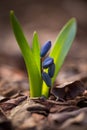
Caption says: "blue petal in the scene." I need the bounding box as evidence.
[42,72,52,87]
[40,41,51,57]
[48,63,55,78]
[42,57,53,68]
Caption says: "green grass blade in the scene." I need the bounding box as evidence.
[10,10,42,97]
[50,18,77,83]
[32,31,41,74]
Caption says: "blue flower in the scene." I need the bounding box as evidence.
[40,41,51,57]
[48,63,55,78]
[42,72,52,87]
[42,57,54,68]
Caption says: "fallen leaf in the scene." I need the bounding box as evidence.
[53,80,85,100]
[0,95,27,111]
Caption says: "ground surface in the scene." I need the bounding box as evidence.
[0,0,87,130]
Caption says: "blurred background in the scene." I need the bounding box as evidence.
[0,0,87,71]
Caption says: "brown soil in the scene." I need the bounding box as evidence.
[0,63,87,130]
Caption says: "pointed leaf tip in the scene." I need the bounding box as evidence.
[33,31,37,36]
[10,10,14,15]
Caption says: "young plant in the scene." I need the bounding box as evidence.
[10,11,77,98]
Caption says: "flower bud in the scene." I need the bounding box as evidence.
[42,57,53,68]
[48,63,55,78]
[40,41,51,57]
[42,72,52,87]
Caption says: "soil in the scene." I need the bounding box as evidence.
[0,0,87,130]
[0,62,87,130]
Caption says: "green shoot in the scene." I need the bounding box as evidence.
[10,11,42,97]
[10,10,77,98]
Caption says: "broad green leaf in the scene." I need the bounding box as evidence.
[10,11,42,97]
[42,18,77,98]
[50,18,77,83]
[32,31,41,74]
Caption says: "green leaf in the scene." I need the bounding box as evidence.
[50,18,77,84]
[42,18,77,98]
[10,10,42,97]
[32,31,41,74]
